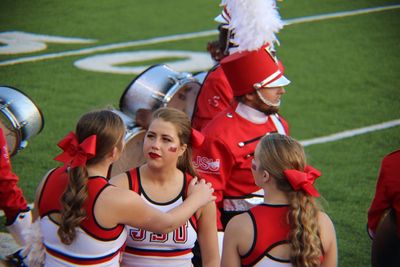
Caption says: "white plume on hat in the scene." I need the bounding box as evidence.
[226,0,283,52]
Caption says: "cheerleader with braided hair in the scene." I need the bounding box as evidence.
[221,134,337,267]
[33,109,215,266]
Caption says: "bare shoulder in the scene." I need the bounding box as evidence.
[225,212,254,256]
[109,172,129,188]
[99,183,136,207]
[225,212,253,241]
[226,212,252,232]
[318,211,337,249]
[318,212,335,230]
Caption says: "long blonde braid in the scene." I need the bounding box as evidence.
[257,134,322,266]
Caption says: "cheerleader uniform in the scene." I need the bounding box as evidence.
[121,168,197,267]
[38,167,127,266]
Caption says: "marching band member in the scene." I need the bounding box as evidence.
[193,0,290,229]
[193,43,291,229]
[191,3,235,131]
[0,127,32,246]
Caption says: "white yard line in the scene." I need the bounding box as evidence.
[301,119,400,147]
[0,30,216,67]
[284,4,400,25]
[1,5,399,67]
[0,118,399,218]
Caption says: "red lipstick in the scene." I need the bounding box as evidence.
[149,152,161,159]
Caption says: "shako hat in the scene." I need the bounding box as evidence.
[219,0,290,96]
[221,44,290,96]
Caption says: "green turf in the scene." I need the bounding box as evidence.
[307,126,400,266]
[1,0,399,266]
[279,9,400,138]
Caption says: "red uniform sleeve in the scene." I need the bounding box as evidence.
[368,164,390,236]
[0,128,28,222]
[368,150,400,237]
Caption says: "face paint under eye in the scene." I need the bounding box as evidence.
[168,146,178,152]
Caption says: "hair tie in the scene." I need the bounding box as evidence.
[54,132,97,168]
[283,165,321,197]
[191,128,205,148]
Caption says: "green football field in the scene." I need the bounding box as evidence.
[1,0,399,265]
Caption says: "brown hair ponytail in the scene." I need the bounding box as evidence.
[56,109,125,245]
[58,166,89,245]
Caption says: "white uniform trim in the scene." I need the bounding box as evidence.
[270,114,286,135]
[252,257,292,267]
[235,102,268,124]
[41,218,127,267]
[257,69,282,88]
[122,190,197,267]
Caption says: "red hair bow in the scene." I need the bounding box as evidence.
[284,165,321,197]
[54,132,97,168]
[191,128,205,148]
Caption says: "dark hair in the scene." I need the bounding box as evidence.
[218,24,232,57]
[150,107,198,177]
[257,134,323,267]
[58,109,125,245]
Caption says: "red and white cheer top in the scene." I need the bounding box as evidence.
[241,204,291,267]
[38,167,127,267]
[121,168,198,267]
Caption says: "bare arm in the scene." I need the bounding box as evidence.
[196,201,220,267]
[97,178,216,233]
[319,212,338,267]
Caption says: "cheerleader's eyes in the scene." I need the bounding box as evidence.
[146,133,155,139]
